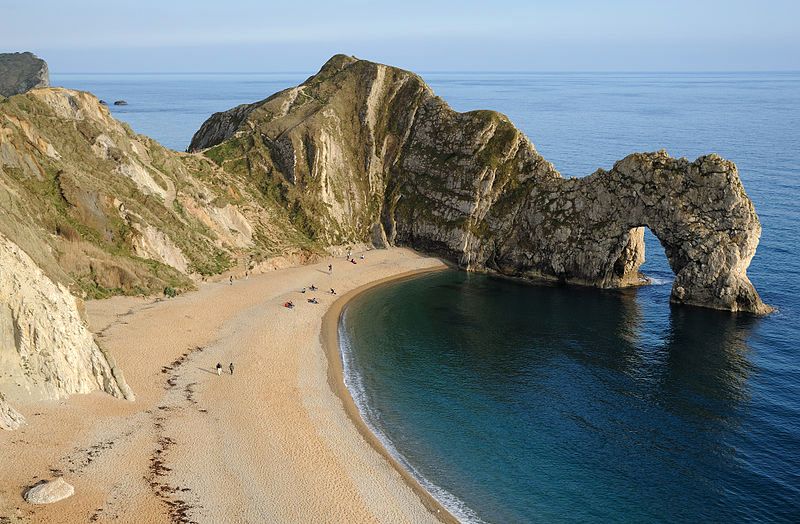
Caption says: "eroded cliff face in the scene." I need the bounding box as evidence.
[190,55,770,314]
[0,87,320,299]
[0,52,49,98]
[0,233,134,428]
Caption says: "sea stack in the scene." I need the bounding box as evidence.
[0,52,49,97]
[189,55,771,314]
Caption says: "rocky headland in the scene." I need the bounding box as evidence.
[0,52,49,97]
[190,54,770,314]
[0,53,771,431]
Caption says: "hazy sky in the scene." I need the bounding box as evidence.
[2,0,798,72]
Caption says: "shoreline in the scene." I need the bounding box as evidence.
[0,247,454,523]
[321,266,460,524]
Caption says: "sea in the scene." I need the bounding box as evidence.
[52,70,800,523]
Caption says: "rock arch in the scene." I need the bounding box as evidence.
[189,56,770,314]
[486,151,771,314]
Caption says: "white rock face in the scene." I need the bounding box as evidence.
[0,233,134,427]
[0,392,25,430]
[133,225,190,273]
[24,478,74,504]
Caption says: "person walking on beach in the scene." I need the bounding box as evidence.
[229,362,234,376]
[229,276,233,286]
[216,363,222,376]
[328,263,332,274]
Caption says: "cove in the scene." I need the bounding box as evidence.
[340,264,796,523]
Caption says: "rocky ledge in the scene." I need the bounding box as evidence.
[190,54,770,314]
[0,52,49,97]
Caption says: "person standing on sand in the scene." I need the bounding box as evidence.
[328,263,332,274]
[229,362,234,376]
[229,276,233,285]
[216,363,222,376]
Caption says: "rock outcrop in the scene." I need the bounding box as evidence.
[0,86,321,299]
[24,478,75,504]
[0,52,49,97]
[0,392,25,430]
[0,75,330,425]
[190,54,770,314]
[0,233,134,417]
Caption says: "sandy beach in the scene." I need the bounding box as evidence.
[0,247,453,523]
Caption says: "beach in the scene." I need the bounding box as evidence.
[0,247,451,523]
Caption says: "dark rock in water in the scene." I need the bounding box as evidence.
[99,99,108,105]
[0,52,49,97]
[113,100,128,106]
[190,54,771,314]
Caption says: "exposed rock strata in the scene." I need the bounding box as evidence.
[0,86,321,299]
[0,234,134,416]
[190,54,770,314]
[0,52,49,97]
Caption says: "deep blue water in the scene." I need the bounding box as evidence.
[51,71,799,522]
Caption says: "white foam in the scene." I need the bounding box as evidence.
[339,308,489,524]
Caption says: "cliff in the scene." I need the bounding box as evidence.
[0,87,321,300]
[0,53,772,427]
[0,232,133,429]
[0,52,49,97]
[190,55,770,314]
[0,82,319,426]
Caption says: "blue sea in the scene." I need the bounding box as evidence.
[53,71,800,522]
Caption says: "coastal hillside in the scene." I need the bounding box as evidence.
[191,54,770,314]
[0,82,319,423]
[0,87,320,300]
[0,53,771,428]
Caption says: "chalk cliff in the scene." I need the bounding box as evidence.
[0,233,134,429]
[0,76,319,425]
[190,55,770,314]
[0,52,49,97]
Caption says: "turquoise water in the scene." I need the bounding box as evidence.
[51,71,800,522]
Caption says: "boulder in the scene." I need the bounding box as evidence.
[113,100,128,106]
[0,393,25,430]
[24,478,74,504]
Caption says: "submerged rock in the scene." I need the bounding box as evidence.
[190,54,770,314]
[113,100,128,106]
[0,52,49,97]
[24,478,74,504]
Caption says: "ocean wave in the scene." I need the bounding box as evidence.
[339,308,488,524]
[644,275,674,286]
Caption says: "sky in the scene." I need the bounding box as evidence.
[2,0,799,72]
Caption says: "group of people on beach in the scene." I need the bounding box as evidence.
[285,251,364,310]
[215,250,368,377]
[216,362,234,376]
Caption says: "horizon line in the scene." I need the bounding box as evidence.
[51,69,800,75]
